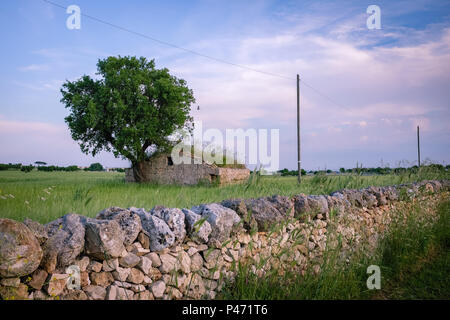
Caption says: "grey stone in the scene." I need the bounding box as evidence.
[119,252,140,268]
[28,269,48,290]
[136,210,175,252]
[159,253,179,274]
[221,199,257,231]
[190,252,204,272]
[307,195,329,215]
[145,252,161,268]
[127,268,144,284]
[191,203,241,246]
[112,266,131,282]
[243,198,284,231]
[266,195,294,217]
[84,218,125,260]
[0,218,43,277]
[102,258,119,272]
[96,207,142,246]
[151,206,186,245]
[83,285,106,300]
[151,280,166,299]
[23,219,48,245]
[137,256,152,275]
[182,209,212,244]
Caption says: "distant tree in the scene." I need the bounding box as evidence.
[34,161,47,166]
[60,55,195,182]
[339,167,345,173]
[88,163,104,171]
[21,165,34,173]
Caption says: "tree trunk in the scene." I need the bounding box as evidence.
[132,161,146,183]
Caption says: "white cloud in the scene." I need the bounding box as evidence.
[19,64,49,72]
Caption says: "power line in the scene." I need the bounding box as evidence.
[42,0,354,112]
[43,0,293,81]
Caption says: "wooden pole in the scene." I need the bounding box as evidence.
[297,74,301,184]
[417,126,421,167]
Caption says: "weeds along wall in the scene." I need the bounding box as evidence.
[0,179,448,300]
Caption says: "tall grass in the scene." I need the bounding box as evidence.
[0,166,448,224]
[218,197,450,300]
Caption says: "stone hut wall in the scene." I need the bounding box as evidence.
[125,154,250,185]
[0,179,448,300]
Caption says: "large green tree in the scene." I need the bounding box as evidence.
[60,56,195,182]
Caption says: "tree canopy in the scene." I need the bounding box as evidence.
[60,56,195,171]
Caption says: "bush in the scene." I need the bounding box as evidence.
[88,163,104,171]
[20,165,34,173]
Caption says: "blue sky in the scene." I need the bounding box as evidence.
[0,0,449,170]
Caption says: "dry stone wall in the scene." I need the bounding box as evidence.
[0,179,448,300]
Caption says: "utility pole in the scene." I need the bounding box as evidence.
[297,74,301,184]
[417,126,421,167]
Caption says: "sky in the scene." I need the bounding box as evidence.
[0,0,449,171]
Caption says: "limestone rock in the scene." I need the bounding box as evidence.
[61,290,88,300]
[41,214,85,273]
[293,194,310,218]
[90,272,114,287]
[243,198,284,231]
[0,283,29,300]
[190,252,204,272]
[119,252,140,268]
[0,218,43,277]
[136,210,175,252]
[83,285,106,300]
[137,256,152,275]
[186,274,205,299]
[151,280,166,299]
[88,260,103,273]
[96,207,142,246]
[191,203,241,246]
[75,256,90,272]
[178,250,191,274]
[307,195,329,215]
[151,206,186,245]
[127,268,144,284]
[221,198,257,231]
[84,218,125,260]
[159,253,179,274]
[80,271,90,288]
[28,268,48,290]
[102,258,119,272]
[182,209,212,244]
[137,232,150,249]
[1,277,20,287]
[112,266,131,282]
[23,218,48,245]
[145,252,161,268]
[266,195,294,217]
[46,273,68,297]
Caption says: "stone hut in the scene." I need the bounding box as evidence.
[125,153,250,185]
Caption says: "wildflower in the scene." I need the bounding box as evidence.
[40,197,46,201]
[44,189,51,195]
[9,194,15,198]
[25,200,29,205]
[0,196,6,200]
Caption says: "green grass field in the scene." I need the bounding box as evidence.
[0,166,448,224]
